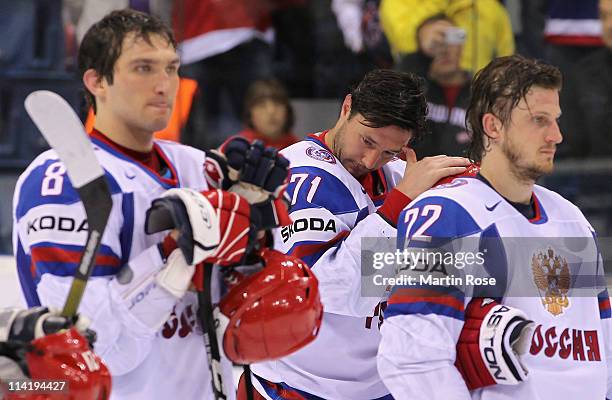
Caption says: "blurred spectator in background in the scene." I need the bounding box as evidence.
[332,0,394,68]
[271,0,314,97]
[173,0,277,149]
[332,0,367,55]
[519,0,604,75]
[0,0,65,72]
[559,0,612,159]
[63,0,171,44]
[379,0,515,73]
[308,0,375,99]
[397,15,470,159]
[542,0,603,75]
[237,79,299,150]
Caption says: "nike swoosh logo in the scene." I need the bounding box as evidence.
[485,201,501,212]
[125,172,136,180]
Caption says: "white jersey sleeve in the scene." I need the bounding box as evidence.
[380,179,610,400]
[12,153,178,376]
[11,142,213,382]
[378,193,477,400]
[274,161,396,318]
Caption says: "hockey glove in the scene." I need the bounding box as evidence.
[204,136,292,229]
[145,188,258,266]
[0,307,92,344]
[455,298,534,390]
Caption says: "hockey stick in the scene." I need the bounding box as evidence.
[24,90,113,318]
[198,264,229,400]
[198,267,256,400]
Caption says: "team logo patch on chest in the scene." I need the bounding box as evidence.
[532,248,571,316]
[305,146,336,164]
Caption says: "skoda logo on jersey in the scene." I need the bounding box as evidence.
[306,146,336,164]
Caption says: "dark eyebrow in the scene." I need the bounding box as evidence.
[363,134,403,154]
[129,57,180,65]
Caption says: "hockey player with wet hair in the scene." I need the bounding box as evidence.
[379,54,612,399]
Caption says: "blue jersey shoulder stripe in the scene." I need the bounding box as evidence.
[287,166,359,215]
[16,158,122,219]
[397,196,481,248]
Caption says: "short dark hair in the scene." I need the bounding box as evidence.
[243,79,295,133]
[349,69,428,143]
[78,9,177,112]
[466,55,562,161]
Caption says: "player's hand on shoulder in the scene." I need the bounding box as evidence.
[146,188,257,267]
[434,162,480,186]
[455,298,534,390]
[0,307,92,343]
[204,136,292,229]
[396,148,471,199]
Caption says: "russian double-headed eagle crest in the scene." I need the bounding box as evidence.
[531,248,571,316]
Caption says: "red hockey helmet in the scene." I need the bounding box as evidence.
[6,328,111,400]
[435,162,480,186]
[218,248,323,364]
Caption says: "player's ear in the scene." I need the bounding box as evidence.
[83,69,106,100]
[482,112,502,141]
[340,94,352,118]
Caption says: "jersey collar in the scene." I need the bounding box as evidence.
[90,129,179,189]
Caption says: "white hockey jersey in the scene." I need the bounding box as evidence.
[251,132,405,400]
[378,176,612,400]
[12,134,233,400]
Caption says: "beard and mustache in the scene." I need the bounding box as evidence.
[501,135,555,183]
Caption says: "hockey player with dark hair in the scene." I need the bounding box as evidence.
[12,9,321,400]
[239,69,472,399]
[379,54,612,399]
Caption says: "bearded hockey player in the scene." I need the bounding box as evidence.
[378,55,612,399]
